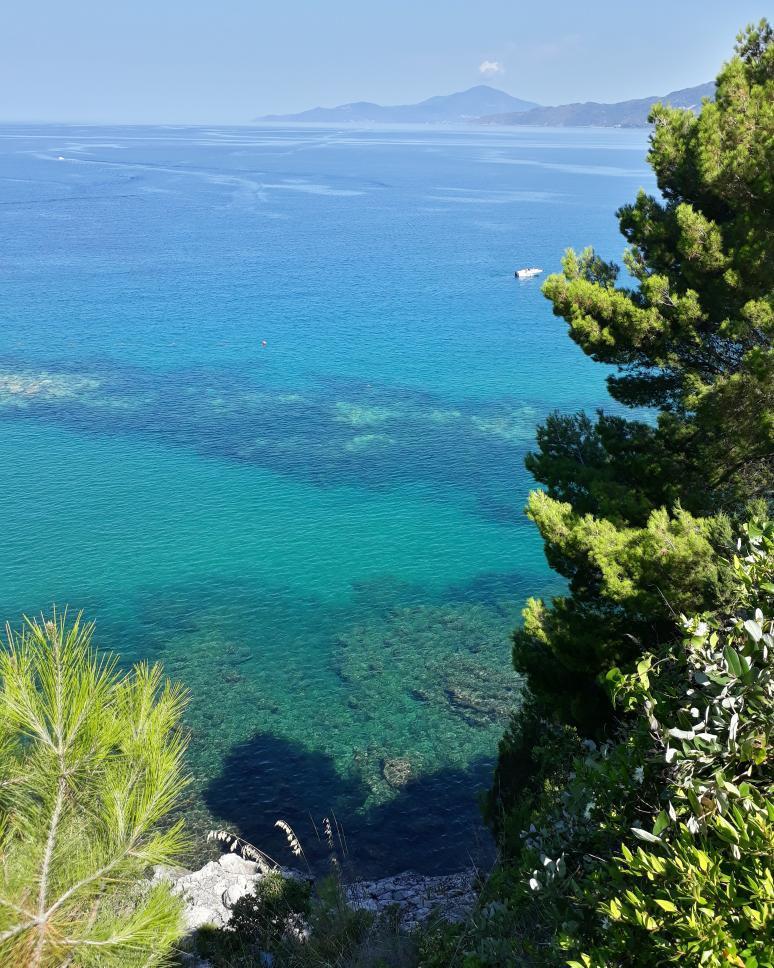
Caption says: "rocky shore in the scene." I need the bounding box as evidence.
[345,869,478,931]
[155,854,478,936]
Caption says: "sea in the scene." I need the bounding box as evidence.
[0,122,653,875]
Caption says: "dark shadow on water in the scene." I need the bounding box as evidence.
[203,731,497,878]
[356,756,497,876]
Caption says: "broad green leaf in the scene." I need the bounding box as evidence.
[724,644,744,677]
[654,898,678,913]
[714,814,740,844]
[743,619,762,642]
[652,811,670,837]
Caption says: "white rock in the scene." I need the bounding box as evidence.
[223,879,254,909]
[184,861,223,885]
[351,897,379,912]
[218,853,258,876]
[184,904,224,930]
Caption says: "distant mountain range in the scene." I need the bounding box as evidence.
[256,81,714,128]
[479,82,714,127]
[256,85,539,123]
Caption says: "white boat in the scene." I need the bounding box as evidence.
[515,267,543,279]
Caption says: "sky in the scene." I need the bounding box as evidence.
[1,1,768,123]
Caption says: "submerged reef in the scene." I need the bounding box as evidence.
[112,574,523,876]
[0,362,540,522]
[0,370,101,403]
[332,601,521,802]
[0,362,539,873]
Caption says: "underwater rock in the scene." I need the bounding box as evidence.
[442,684,514,726]
[331,600,523,806]
[382,757,413,788]
[443,686,495,726]
[222,671,245,684]
[0,370,101,405]
[441,660,519,727]
[410,687,431,703]
[333,401,395,428]
[344,432,395,453]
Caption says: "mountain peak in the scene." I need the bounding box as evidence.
[463,84,508,93]
[256,87,539,124]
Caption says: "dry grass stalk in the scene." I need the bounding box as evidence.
[207,829,276,873]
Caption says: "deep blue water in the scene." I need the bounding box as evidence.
[0,123,652,875]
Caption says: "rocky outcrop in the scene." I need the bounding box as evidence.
[155,855,477,935]
[346,869,477,931]
[381,756,413,788]
[154,853,277,931]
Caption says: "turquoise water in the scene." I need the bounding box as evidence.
[0,123,652,874]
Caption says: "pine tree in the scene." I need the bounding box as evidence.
[0,612,189,967]
[491,21,773,820]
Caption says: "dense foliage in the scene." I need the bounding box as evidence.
[457,18,774,968]
[498,17,774,748]
[0,613,189,967]
[488,20,774,830]
[422,519,773,966]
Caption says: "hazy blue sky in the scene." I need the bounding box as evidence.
[1,1,768,122]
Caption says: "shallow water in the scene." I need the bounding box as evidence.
[0,123,652,875]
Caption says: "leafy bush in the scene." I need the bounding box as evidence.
[299,873,379,966]
[592,519,774,965]
[426,519,774,966]
[0,612,189,967]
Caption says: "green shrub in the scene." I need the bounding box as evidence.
[477,20,774,966]
[429,519,774,966]
[302,872,375,964]
[229,871,312,950]
[590,518,774,966]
